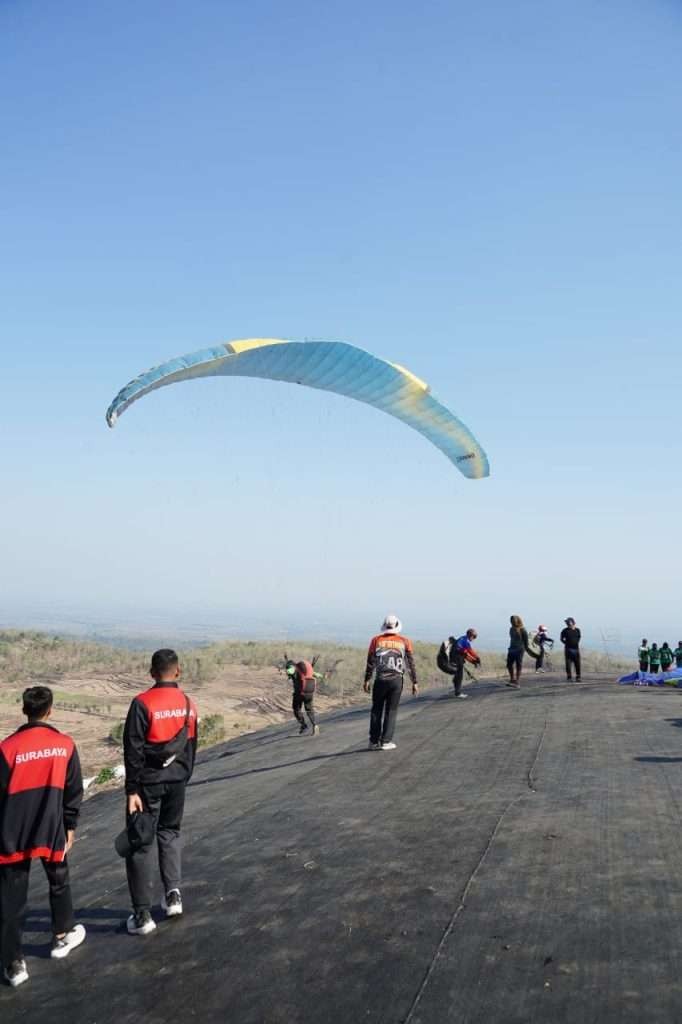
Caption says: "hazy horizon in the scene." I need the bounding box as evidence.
[0,599,663,657]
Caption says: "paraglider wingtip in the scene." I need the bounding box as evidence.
[106,410,117,429]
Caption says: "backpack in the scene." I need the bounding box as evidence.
[296,661,317,696]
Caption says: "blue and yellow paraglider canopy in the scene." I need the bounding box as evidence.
[106,339,490,479]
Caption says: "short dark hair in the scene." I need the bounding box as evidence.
[150,649,179,677]
[23,686,54,719]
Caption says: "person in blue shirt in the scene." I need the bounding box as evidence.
[437,629,481,699]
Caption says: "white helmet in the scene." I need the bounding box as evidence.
[381,614,402,634]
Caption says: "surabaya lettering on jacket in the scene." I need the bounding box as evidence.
[16,747,68,763]
[136,687,198,744]
[1,726,74,795]
[153,708,197,721]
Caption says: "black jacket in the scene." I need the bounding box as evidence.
[560,627,581,650]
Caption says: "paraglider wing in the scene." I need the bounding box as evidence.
[105,339,489,478]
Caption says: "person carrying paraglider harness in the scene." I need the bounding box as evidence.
[286,659,320,736]
[534,626,554,673]
[437,629,481,699]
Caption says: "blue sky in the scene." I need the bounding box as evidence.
[1,0,680,649]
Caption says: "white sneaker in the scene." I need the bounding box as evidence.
[127,910,157,935]
[51,924,86,959]
[455,693,469,699]
[161,890,183,918]
[4,959,29,988]
[381,741,397,750]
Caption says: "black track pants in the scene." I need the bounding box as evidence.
[0,858,73,968]
[370,677,403,745]
[439,656,464,695]
[126,781,186,913]
[565,649,581,679]
[292,693,316,728]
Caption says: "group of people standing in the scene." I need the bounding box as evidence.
[0,648,197,987]
[362,613,584,751]
[2,613,591,989]
[638,640,682,673]
[503,616,582,687]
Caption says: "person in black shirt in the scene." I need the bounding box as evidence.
[560,618,582,681]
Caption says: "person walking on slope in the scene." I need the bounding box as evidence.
[638,639,650,673]
[506,615,534,688]
[123,649,198,936]
[674,642,682,670]
[648,643,661,674]
[560,618,582,681]
[437,629,481,698]
[534,626,554,673]
[364,615,419,750]
[0,686,86,988]
[660,643,674,673]
[286,658,320,735]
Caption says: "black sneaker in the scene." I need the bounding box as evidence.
[126,910,157,936]
[299,722,308,734]
[4,959,29,988]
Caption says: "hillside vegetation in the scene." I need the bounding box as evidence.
[0,629,630,693]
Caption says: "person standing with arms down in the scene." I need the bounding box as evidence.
[560,618,582,681]
[123,650,198,936]
[648,643,661,674]
[506,615,533,688]
[638,639,650,673]
[0,686,86,988]
[364,615,419,750]
[437,629,481,698]
[660,643,674,673]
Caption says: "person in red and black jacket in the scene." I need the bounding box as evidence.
[0,686,85,988]
[286,658,321,736]
[363,614,419,751]
[123,649,198,936]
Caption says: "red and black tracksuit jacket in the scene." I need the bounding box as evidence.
[123,682,198,796]
[0,723,83,865]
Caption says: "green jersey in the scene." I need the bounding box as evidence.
[675,647,682,668]
[638,646,649,665]
[649,648,661,667]
[661,647,674,669]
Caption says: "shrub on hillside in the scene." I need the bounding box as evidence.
[198,714,225,748]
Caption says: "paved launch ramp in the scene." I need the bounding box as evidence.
[4,674,682,1022]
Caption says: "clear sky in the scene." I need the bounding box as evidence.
[1,0,680,649]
